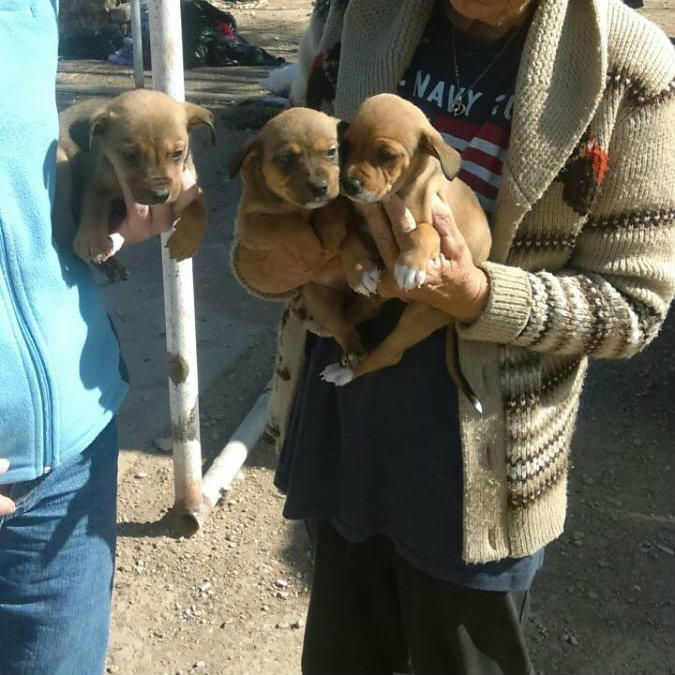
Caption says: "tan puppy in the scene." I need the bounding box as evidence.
[321,94,492,410]
[229,107,379,360]
[58,89,214,263]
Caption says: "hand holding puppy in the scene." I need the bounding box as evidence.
[358,194,490,325]
[110,169,202,249]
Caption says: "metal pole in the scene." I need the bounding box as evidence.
[148,0,205,531]
[130,0,144,89]
[202,381,272,507]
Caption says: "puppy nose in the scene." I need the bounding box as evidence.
[308,180,328,198]
[149,187,170,204]
[341,176,362,196]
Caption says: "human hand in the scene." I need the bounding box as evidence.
[357,194,489,324]
[0,459,16,516]
[107,169,202,253]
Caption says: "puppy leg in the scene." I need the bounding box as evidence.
[52,145,77,248]
[394,222,441,291]
[343,294,385,326]
[321,302,448,386]
[166,192,207,261]
[302,283,366,361]
[312,198,347,255]
[73,188,116,263]
[340,229,381,296]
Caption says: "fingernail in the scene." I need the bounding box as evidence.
[0,458,9,472]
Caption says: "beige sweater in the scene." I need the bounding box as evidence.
[264,0,675,563]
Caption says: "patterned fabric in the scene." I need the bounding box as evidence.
[556,132,610,215]
[260,0,675,563]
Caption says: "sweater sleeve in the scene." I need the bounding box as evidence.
[458,91,675,360]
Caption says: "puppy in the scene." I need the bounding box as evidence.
[57,89,214,264]
[229,107,381,361]
[321,93,492,411]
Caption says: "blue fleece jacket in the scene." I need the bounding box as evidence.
[0,0,128,484]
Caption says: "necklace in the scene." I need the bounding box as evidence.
[450,22,524,117]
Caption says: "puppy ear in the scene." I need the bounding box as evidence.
[420,127,462,180]
[337,119,350,143]
[227,136,259,179]
[184,102,216,145]
[87,107,114,150]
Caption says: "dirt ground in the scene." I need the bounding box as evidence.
[55,2,675,674]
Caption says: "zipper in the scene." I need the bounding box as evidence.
[0,223,53,474]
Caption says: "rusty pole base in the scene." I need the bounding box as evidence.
[168,496,209,538]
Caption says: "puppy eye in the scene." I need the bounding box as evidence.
[325,146,338,160]
[171,149,184,163]
[275,153,298,167]
[122,150,139,164]
[377,147,398,163]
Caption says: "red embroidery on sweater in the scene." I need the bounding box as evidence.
[583,134,609,184]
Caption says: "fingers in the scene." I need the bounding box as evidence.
[430,194,465,260]
[114,171,200,246]
[173,176,200,218]
[0,458,15,516]
[0,494,15,516]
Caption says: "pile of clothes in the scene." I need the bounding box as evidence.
[62,0,284,69]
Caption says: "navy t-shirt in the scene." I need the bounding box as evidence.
[275,4,543,591]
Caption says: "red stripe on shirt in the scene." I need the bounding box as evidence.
[462,146,504,175]
[458,169,500,200]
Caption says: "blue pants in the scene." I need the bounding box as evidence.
[0,421,119,675]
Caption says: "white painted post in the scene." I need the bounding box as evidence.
[147,0,205,529]
[130,0,144,89]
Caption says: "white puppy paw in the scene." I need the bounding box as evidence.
[320,362,354,387]
[394,263,427,291]
[353,268,381,296]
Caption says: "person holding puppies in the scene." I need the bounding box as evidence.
[234,0,675,672]
[238,0,675,675]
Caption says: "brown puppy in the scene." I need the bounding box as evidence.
[58,89,214,263]
[321,94,492,410]
[229,107,380,360]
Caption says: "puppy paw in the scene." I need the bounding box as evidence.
[166,230,199,262]
[394,262,427,291]
[394,250,442,291]
[354,267,381,296]
[73,229,114,263]
[320,362,354,387]
[346,261,381,296]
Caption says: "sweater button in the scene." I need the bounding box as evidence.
[488,526,497,550]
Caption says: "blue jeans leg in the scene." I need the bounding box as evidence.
[0,420,119,675]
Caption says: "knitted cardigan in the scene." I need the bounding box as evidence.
[263,0,675,563]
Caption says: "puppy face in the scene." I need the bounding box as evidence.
[229,108,341,210]
[91,90,214,205]
[340,93,461,203]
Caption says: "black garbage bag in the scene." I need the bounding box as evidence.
[181,0,223,68]
[180,0,285,68]
[209,34,285,67]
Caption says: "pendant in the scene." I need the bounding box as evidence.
[451,98,466,117]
